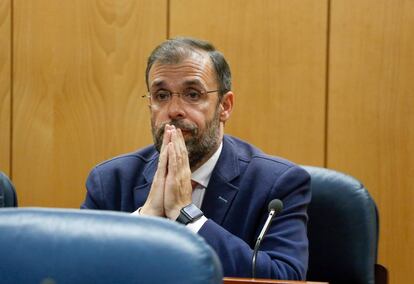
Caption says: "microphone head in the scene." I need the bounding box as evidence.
[268,199,283,215]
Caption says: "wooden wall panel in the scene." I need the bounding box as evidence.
[170,0,327,166]
[0,0,10,175]
[328,1,414,283]
[13,0,166,207]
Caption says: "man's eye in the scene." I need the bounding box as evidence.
[154,91,171,101]
[184,90,202,101]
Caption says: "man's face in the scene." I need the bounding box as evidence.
[147,52,224,169]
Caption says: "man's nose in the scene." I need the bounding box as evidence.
[167,95,186,119]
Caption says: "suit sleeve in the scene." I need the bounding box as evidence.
[81,167,105,209]
[198,166,311,280]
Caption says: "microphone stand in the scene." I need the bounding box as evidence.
[251,209,276,278]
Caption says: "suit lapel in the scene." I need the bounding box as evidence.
[201,136,240,225]
[133,152,158,207]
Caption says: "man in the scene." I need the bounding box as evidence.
[82,37,311,280]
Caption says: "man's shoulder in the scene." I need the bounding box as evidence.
[223,135,298,169]
[93,145,158,172]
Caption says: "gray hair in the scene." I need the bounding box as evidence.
[145,37,232,97]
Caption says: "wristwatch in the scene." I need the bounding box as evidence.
[176,203,204,225]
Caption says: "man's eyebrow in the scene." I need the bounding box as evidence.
[182,79,204,87]
[150,78,206,89]
[150,80,166,89]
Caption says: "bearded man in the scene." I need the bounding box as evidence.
[81,37,311,280]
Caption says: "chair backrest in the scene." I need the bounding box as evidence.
[0,171,17,207]
[0,208,223,284]
[302,166,379,284]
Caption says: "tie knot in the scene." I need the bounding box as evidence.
[191,180,198,190]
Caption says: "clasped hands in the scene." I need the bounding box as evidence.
[141,124,193,220]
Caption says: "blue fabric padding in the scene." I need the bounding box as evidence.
[302,166,378,284]
[0,171,17,207]
[0,208,223,284]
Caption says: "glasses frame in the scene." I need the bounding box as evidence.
[142,89,220,107]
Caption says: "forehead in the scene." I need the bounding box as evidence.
[148,52,217,89]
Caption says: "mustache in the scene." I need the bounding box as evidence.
[156,119,198,137]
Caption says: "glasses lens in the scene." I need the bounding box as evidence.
[151,90,171,105]
[182,89,205,104]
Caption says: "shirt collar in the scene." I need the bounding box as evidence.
[191,142,223,188]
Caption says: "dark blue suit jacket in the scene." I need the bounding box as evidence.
[82,135,311,280]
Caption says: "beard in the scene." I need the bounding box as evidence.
[151,109,221,169]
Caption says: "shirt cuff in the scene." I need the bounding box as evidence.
[131,207,141,215]
[132,207,206,234]
[186,215,208,233]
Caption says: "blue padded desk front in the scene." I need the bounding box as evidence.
[0,208,223,284]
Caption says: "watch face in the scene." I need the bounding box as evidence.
[184,204,203,218]
[177,204,203,224]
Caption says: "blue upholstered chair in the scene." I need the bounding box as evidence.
[0,171,17,207]
[0,208,223,284]
[302,165,387,284]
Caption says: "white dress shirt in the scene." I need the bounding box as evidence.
[186,142,223,232]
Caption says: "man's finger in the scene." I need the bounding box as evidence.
[176,128,190,167]
[167,142,177,176]
[156,139,169,177]
[160,124,172,152]
[171,129,184,167]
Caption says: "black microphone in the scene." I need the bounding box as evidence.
[252,199,284,278]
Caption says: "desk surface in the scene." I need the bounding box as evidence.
[223,277,328,284]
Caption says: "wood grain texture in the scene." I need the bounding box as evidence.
[13,0,166,207]
[328,1,414,283]
[170,0,327,166]
[0,0,10,175]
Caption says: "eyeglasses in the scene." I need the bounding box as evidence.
[142,89,220,107]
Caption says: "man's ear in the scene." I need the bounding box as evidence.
[219,91,234,123]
